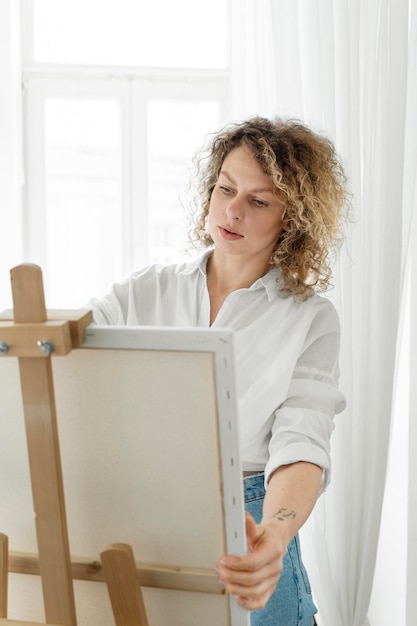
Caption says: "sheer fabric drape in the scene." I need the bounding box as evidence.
[0,0,23,307]
[229,1,416,625]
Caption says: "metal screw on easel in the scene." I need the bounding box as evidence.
[0,341,9,355]
[37,340,54,356]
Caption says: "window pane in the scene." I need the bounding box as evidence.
[33,0,228,69]
[147,100,220,264]
[44,98,123,307]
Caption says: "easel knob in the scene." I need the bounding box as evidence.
[37,340,54,356]
[0,342,8,355]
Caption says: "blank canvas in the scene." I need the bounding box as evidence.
[0,325,249,625]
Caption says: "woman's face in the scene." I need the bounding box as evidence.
[207,145,285,266]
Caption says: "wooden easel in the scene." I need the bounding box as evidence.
[0,264,225,626]
[0,264,91,625]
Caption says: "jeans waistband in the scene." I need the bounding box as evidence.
[243,472,265,503]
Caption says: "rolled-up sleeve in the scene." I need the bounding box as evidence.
[87,266,156,325]
[88,292,127,325]
[265,302,346,493]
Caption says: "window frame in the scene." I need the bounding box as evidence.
[20,0,229,293]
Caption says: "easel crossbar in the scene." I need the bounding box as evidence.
[0,617,62,626]
[0,321,72,357]
[0,309,93,350]
[9,552,223,595]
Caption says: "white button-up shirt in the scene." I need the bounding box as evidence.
[89,251,345,491]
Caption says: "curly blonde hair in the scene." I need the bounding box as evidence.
[190,116,348,299]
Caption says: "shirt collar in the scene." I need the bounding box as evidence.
[257,268,286,301]
[182,250,287,301]
[178,249,212,275]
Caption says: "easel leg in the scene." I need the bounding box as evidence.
[11,265,77,626]
[101,544,149,626]
[0,533,8,617]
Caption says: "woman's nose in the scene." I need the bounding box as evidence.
[225,196,244,220]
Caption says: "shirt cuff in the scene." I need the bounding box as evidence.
[264,442,331,495]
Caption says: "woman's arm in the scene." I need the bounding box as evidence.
[216,461,322,611]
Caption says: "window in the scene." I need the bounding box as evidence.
[21,0,229,306]
[31,0,227,69]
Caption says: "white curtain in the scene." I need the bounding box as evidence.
[229,1,416,625]
[0,0,23,309]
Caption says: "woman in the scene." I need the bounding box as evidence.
[90,116,348,625]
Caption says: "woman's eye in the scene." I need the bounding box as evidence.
[219,186,233,194]
[254,198,268,207]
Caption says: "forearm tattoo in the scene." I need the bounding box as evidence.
[272,507,297,521]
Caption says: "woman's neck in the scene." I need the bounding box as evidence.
[207,251,269,292]
[206,252,269,324]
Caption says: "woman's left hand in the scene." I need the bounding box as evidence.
[216,511,287,611]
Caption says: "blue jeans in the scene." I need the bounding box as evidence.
[244,474,317,626]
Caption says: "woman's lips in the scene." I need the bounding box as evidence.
[219,226,244,241]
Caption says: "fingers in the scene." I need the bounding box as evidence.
[221,568,280,610]
[217,549,283,611]
[245,511,257,540]
[217,556,280,588]
[236,588,275,611]
[216,513,285,610]
[219,569,278,610]
[245,512,264,552]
